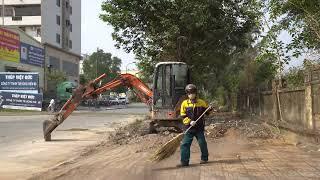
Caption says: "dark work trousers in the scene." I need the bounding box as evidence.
[180,130,208,165]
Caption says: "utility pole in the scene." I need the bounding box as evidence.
[2,0,4,26]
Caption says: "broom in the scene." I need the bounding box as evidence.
[150,105,212,162]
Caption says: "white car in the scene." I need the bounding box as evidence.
[118,97,129,104]
[109,97,120,105]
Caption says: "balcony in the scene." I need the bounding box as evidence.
[4,0,41,5]
[4,16,41,26]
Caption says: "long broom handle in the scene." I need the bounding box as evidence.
[184,105,212,134]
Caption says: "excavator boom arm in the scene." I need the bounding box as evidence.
[43,73,153,141]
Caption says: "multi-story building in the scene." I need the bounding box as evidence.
[1,0,81,88]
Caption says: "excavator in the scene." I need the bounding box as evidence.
[43,62,190,141]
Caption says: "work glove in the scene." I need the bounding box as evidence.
[190,121,196,126]
[183,117,191,125]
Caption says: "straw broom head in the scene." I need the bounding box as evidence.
[150,133,184,162]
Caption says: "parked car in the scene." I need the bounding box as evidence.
[118,97,128,105]
[109,97,120,105]
[98,95,111,106]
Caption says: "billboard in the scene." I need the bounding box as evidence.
[0,28,20,62]
[0,91,43,111]
[0,72,39,91]
[20,42,45,67]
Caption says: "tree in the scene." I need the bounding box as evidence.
[100,0,264,105]
[82,49,126,93]
[267,0,320,58]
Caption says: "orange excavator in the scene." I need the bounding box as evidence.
[43,62,190,141]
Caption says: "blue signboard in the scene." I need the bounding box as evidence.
[20,42,44,67]
[0,72,39,91]
[0,91,43,111]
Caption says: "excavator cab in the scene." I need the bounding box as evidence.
[151,62,190,130]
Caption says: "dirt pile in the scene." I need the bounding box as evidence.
[205,119,280,140]
[109,116,282,154]
[108,118,178,152]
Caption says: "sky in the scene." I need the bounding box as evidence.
[81,0,136,70]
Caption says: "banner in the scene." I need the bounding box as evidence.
[0,28,20,62]
[0,72,39,91]
[0,91,43,111]
[20,42,44,67]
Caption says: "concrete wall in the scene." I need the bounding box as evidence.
[3,16,41,26]
[41,0,80,55]
[279,89,305,127]
[69,0,81,55]
[261,89,306,127]
[261,93,274,119]
[41,0,62,47]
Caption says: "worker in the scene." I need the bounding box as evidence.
[47,98,55,113]
[177,84,212,167]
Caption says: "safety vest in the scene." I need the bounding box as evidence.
[180,98,208,132]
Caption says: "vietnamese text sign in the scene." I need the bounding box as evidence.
[20,42,44,67]
[0,28,20,62]
[0,91,43,111]
[0,72,39,91]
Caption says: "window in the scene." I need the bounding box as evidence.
[69,40,72,49]
[70,6,72,15]
[56,33,60,44]
[36,27,41,37]
[66,19,70,26]
[172,64,188,88]
[66,1,69,9]
[14,5,41,16]
[70,23,72,32]
[56,0,60,7]
[49,56,60,70]
[20,27,26,32]
[62,61,78,76]
[56,15,60,25]
[12,16,22,21]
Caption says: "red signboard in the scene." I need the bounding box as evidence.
[0,28,20,62]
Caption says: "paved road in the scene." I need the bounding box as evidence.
[0,103,148,180]
[0,103,148,147]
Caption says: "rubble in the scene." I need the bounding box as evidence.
[205,118,280,140]
[109,118,178,151]
[109,115,283,153]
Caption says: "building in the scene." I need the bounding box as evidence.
[1,0,81,88]
[0,27,45,91]
[79,54,89,75]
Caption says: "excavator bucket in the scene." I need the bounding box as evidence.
[43,74,106,141]
[43,115,61,141]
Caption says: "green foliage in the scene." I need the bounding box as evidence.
[46,68,67,86]
[100,0,264,95]
[79,74,86,85]
[267,0,320,58]
[136,54,158,83]
[284,67,304,88]
[82,49,126,93]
